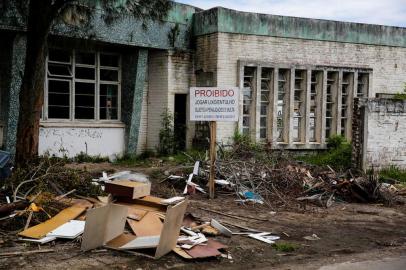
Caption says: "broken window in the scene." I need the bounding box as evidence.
[293,70,306,142]
[277,69,289,142]
[243,67,256,136]
[45,49,121,121]
[260,68,272,140]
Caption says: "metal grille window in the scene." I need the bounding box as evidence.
[243,67,256,136]
[277,69,289,142]
[260,68,272,139]
[293,70,306,142]
[45,49,121,121]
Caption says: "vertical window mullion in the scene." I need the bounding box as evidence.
[118,55,122,121]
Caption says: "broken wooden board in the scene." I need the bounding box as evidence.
[173,246,193,259]
[119,235,160,249]
[127,207,147,221]
[155,199,188,258]
[127,212,163,237]
[19,205,87,239]
[105,180,151,199]
[81,204,128,251]
[184,239,228,258]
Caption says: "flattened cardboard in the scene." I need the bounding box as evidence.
[81,204,128,251]
[155,200,188,258]
[119,235,160,249]
[115,196,167,213]
[19,205,86,239]
[82,200,188,259]
[127,212,163,236]
[105,180,151,199]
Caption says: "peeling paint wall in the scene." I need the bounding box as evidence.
[365,99,406,169]
[38,127,125,158]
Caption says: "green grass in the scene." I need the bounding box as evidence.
[297,135,352,171]
[272,242,299,252]
[379,166,406,183]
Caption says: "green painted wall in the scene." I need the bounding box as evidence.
[194,7,406,48]
[0,1,198,50]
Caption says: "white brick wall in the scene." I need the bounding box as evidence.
[365,99,406,169]
[196,32,406,144]
[147,51,169,151]
[145,50,195,152]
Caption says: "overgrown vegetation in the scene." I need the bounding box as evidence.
[158,109,175,156]
[379,165,406,183]
[272,242,299,252]
[71,152,109,163]
[297,135,352,171]
[114,151,154,166]
[394,83,406,100]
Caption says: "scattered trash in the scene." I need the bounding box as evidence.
[303,234,321,241]
[105,180,151,199]
[248,232,280,244]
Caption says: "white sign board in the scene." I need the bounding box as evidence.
[190,87,239,122]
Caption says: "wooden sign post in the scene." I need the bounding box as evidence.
[209,121,217,199]
[190,87,239,199]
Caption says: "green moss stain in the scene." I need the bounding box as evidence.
[194,7,406,48]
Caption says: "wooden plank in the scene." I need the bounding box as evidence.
[19,205,86,239]
[209,121,217,199]
[105,233,137,249]
[81,204,128,251]
[127,212,163,237]
[155,200,188,259]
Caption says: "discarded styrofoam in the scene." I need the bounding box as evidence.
[161,196,185,205]
[248,232,280,244]
[47,220,85,239]
[211,219,232,238]
[20,236,56,244]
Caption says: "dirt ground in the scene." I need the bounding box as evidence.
[1,163,406,270]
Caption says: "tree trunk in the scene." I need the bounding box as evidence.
[14,1,55,167]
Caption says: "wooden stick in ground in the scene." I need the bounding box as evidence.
[197,207,268,222]
[0,249,55,257]
[209,121,217,199]
[24,211,33,230]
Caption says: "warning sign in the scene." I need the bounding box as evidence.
[190,87,239,122]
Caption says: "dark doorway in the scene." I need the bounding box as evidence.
[174,94,187,151]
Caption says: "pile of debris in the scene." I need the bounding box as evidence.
[1,168,282,260]
[163,149,404,208]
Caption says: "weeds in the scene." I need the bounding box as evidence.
[379,165,406,183]
[272,242,299,252]
[297,135,352,171]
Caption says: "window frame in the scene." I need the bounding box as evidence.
[44,49,122,123]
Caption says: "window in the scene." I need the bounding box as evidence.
[357,73,369,98]
[240,63,370,147]
[243,67,256,136]
[260,68,272,140]
[310,71,322,142]
[277,69,289,142]
[326,71,338,139]
[293,70,306,142]
[45,49,121,121]
[341,72,353,136]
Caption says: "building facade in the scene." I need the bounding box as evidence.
[1,3,406,168]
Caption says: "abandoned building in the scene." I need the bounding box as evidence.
[1,2,406,169]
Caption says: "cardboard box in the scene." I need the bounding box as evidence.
[105,180,151,199]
